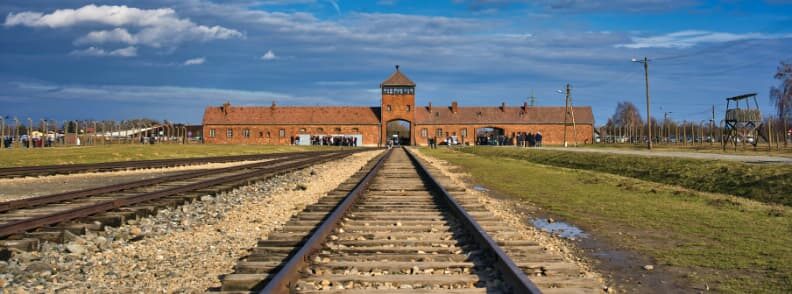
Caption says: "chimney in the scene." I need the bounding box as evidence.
[451,101,458,113]
[222,101,230,116]
[271,101,277,110]
[428,102,432,112]
[501,102,506,112]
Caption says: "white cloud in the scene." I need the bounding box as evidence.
[617,30,792,49]
[261,50,277,60]
[183,57,206,65]
[70,46,138,57]
[5,4,243,49]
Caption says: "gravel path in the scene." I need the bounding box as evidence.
[0,159,273,202]
[0,150,382,292]
[541,147,792,164]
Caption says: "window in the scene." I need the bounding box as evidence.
[436,128,443,137]
[243,128,250,138]
[209,129,216,138]
[278,129,285,137]
[266,131,271,138]
[461,128,468,137]
[352,128,359,133]
[259,131,264,137]
[226,128,233,138]
[334,127,342,133]
[406,105,411,112]
[421,128,428,137]
[317,127,324,133]
[386,105,392,112]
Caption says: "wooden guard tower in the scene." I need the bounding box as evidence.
[722,93,767,149]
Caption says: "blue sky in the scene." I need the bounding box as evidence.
[1,0,791,124]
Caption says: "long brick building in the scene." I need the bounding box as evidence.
[202,66,594,146]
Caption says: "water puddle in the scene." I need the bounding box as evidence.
[532,218,588,239]
[472,185,489,192]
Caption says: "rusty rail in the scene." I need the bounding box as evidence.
[0,151,334,213]
[0,151,359,238]
[404,147,542,294]
[259,149,392,294]
[0,150,344,178]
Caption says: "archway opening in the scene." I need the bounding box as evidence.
[386,119,411,146]
[475,127,506,145]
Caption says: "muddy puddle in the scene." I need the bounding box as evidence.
[531,218,588,239]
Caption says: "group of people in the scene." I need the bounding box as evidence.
[2,134,56,148]
[516,131,543,147]
[306,136,358,146]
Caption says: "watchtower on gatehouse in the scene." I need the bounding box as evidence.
[380,65,416,145]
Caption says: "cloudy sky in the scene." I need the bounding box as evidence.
[1,0,791,124]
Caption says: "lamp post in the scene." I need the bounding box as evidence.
[663,112,672,143]
[632,57,652,150]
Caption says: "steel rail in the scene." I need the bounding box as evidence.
[259,149,392,294]
[0,151,358,238]
[0,151,335,213]
[403,147,542,294]
[0,150,342,178]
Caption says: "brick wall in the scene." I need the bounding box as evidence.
[203,124,381,146]
[412,124,594,146]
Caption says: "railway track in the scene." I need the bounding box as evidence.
[0,150,361,253]
[220,148,602,293]
[0,151,337,178]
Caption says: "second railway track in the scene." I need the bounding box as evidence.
[0,150,343,178]
[0,150,362,252]
[221,148,602,293]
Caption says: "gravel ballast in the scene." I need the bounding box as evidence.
[0,150,382,292]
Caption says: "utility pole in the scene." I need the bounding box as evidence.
[633,57,652,150]
[711,105,715,146]
[561,84,577,147]
[563,84,570,147]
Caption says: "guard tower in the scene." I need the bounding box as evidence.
[380,65,416,146]
[723,93,767,149]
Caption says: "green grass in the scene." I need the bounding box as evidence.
[420,147,792,293]
[456,147,792,206]
[0,144,338,168]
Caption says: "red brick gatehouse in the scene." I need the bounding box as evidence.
[202,66,594,146]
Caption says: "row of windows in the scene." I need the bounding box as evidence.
[382,87,414,95]
[209,128,285,138]
[298,127,359,133]
[420,128,468,138]
[209,127,361,138]
[385,105,411,112]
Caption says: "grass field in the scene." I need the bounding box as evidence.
[420,147,792,293]
[457,147,792,206]
[0,144,338,168]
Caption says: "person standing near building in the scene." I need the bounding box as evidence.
[536,132,543,147]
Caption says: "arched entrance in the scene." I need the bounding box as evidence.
[475,127,505,145]
[386,119,411,146]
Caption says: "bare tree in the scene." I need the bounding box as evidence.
[611,101,644,127]
[771,61,792,144]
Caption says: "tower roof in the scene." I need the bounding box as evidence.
[380,65,415,87]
